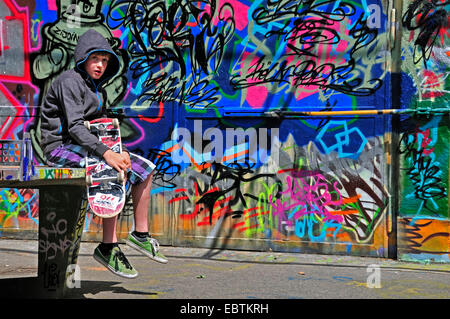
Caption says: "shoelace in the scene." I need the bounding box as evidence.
[113,250,133,270]
[148,238,160,255]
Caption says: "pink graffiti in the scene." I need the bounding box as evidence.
[421,70,447,99]
[286,18,350,101]
[203,0,249,31]
[416,128,435,156]
[123,118,145,148]
[242,52,269,108]
[0,0,38,138]
[47,0,57,11]
[270,172,346,223]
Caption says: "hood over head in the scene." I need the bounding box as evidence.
[74,29,120,85]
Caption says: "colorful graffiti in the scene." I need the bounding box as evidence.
[398,0,449,263]
[0,0,448,262]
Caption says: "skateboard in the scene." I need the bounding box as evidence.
[84,118,126,218]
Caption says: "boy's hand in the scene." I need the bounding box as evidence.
[103,150,131,173]
[122,151,132,170]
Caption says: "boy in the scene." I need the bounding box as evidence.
[40,29,168,279]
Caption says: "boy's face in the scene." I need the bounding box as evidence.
[84,52,110,80]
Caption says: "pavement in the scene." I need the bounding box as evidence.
[0,238,449,301]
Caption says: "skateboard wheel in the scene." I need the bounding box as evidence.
[112,118,119,129]
[84,121,91,130]
[117,170,125,184]
[86,175,93,186]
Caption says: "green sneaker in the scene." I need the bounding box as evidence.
[93,245,138,278]
[125,233,168,264]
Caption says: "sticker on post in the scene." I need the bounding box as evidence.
[93,192,120,209]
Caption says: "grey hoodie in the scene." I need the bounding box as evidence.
[40,29,123,158]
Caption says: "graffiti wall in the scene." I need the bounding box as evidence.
[0,0,448,262]
[397,0,449,263]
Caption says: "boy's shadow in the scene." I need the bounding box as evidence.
[0,277,158,299]
[65,280,158,299]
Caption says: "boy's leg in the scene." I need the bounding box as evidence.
[102,216,118,243]
[94,215,138,278]
[124,153,168,263]
[45,143,138,278]
[131,173,153,233]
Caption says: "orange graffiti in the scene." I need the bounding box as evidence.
[399,218,450,254]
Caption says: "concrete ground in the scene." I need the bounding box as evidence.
[0,239,449,301]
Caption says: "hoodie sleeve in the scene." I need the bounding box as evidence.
[57,77,109,157]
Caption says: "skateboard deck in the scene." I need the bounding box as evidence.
[85,118,126,218]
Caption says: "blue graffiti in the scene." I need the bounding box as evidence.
[315,120,368,159]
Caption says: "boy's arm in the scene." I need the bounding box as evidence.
[58,79,109,157]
